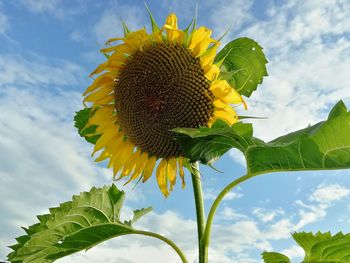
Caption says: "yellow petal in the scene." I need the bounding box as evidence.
[105,37,125,45]
[93,128,120,154]
[156,159,169,197]
[104,60,124,72]
[189,27,212,50]
[84,72,115,95]
[83,85,114,103]
[111,142,135,176]
[167,158,177,191]
[164,13,184,43]
[192,37,216,57]
[126,29,148,40]
[204,64,220,81]
[178,157,185,189]
[164,27,185,43]
[210,80,231,98]
[221,89,244,104]
[89,61,108,77]
[105,135,124,158]
[88,106,115,126]
[129,152,149,179]
[201,44,219,68]
[108,50,128,62]
[95,119,118,134]
[101,43,132,54]
[213,108,237,126]
[120,149,142,180]
[91,94,114,106]
[207,117,216,128]
[213,99,227,109]
[142,156,157,182]
[165,13,178,29]
[95,150,110,162]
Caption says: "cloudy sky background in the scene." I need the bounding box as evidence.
[1,0,350,262]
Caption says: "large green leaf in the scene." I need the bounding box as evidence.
[215,37,268,97]
[7,185,152,263]
[262,231,350,263]
[74,108,100,144]
[261,252,290,263]
[174,100,350,175]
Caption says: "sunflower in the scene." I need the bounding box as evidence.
[83,12,245,197]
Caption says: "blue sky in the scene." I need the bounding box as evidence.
[1,0,350,262]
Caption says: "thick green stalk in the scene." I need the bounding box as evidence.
[202,173,252,262]
[133,230,188,263]
[190,162,206,263]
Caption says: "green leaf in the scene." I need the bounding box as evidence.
[262,232,350,263]
[174,120,263,164]
[261,252,291,263]
[74,108,100,144]
[174,100,350,175]
[215,37,268,97]
[7,185,152,263]
[132,207,152,224]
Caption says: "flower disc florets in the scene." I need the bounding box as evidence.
[115,42,214,158]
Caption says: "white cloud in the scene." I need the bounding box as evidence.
[252,207,285,223]
[0,7,9,35]
[281,245,304,260]
[70,30,84,42]
[217,207,248,221]
[293,183,350,230]
[0,54,84,87]
[15,0,87,20]
[204,187,243,201]
[228,148,246,167]
[310,184,350,203]
[17,0,61,13]
[93,4,145,44]
[208,0,254,38]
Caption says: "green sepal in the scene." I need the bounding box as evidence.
[238,115,267,120]
[7,184,153,262]
[121,20,130,36]
[183,18,194,47]
[74,108,100,145]
[217,26,231,42]
[144,2,160,33]
[215,37,268,97]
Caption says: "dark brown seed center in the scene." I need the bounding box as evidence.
[115,42,214,158]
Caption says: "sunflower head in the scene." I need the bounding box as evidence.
[83,12,245,197]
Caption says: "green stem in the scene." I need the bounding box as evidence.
[190,162,206,263]
[202,173,252,262]
[133,230,189,263]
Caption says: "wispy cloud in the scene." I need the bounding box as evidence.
[15,0,87,20]
[0,3,9,35]
[208,0,254,38]
[310,183,350,203]
[252,207,285,223]
[204,187,243,201]
[0,54,85,87]
[93,4,145,45]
